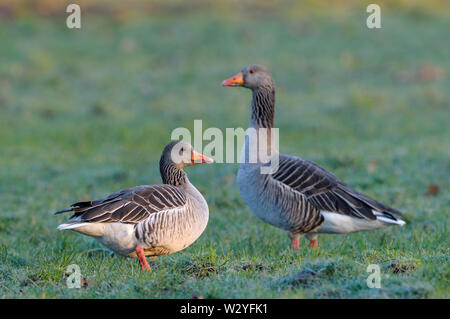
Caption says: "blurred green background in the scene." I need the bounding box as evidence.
[0,0,449,298]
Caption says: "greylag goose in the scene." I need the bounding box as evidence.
[222,64,405,250]
[55,141,213,270]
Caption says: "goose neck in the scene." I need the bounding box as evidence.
[250,86,275,129]
[160,162,187,186]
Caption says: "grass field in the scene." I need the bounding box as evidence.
[0,4,449,298]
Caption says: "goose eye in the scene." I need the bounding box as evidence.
[249,69,254,74]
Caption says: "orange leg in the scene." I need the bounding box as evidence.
[309,238,318,249]
[292,239,300,250]
[135,246,151,271]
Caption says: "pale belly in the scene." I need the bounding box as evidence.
[72,222,138,257]
[237,165,294,231]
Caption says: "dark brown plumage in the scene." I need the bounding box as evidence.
[273,155,403,221]
[56,185,187,225]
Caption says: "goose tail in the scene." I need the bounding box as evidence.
[56,222,87,231]
[54,208,73,215]
[374,210,406,226]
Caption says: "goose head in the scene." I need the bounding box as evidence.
[161,141,213,171]
[222,64,274,90]
[160,141,213,186]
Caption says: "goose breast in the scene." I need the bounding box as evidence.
[134,195,209,256]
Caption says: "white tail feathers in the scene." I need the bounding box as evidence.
[375,215,406,226]
[57,222,88,230]
[319,210,405,234]
[373,210,406,226]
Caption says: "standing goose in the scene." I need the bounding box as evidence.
[55,141,213,270]
[222,64,405,250]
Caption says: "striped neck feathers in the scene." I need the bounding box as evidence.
[160,162,187,186]
[251,85,275,129]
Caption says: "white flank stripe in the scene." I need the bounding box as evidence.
[56,222,89,230]
[376,215,406,226]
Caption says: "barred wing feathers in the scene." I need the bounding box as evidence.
[55,185,187,225]
[271,155,403,220]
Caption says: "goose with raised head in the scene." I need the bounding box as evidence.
[55,141,213,270]
[222,64,405,250]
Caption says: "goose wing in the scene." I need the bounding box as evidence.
[271,155,403,220]
[55,184,187,224]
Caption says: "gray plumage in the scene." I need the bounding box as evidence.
[56,141,211,258]
[224,64,405,248]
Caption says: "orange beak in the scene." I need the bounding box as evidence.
[222,72,244,87]
[191,150,214,164]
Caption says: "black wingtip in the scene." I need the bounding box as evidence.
[387,206,404,217]
[54,208,73,215]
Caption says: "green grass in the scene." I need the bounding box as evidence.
[0,8,449,298]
